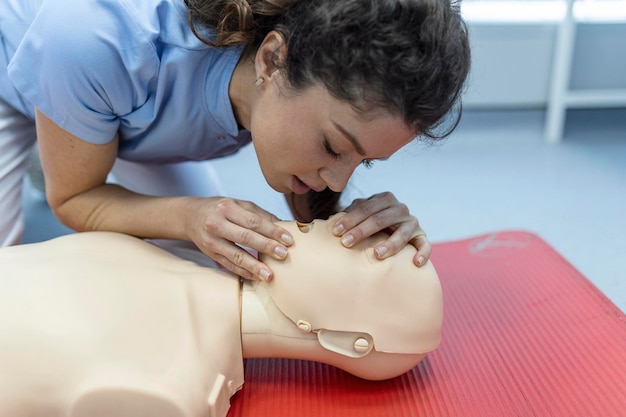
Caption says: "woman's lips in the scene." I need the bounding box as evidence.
[291,176,311,195]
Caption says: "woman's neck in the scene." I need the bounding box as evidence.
[229,54,256,131]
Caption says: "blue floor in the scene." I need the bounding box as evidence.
[23,109,626,312]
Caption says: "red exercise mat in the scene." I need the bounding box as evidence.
[228,231,626,417]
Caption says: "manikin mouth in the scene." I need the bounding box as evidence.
[296,221,314,233]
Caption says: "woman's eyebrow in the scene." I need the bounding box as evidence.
[332,121,366,156]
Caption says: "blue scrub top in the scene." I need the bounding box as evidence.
[0,0,252,163]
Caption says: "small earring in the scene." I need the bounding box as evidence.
[255,77,265,86]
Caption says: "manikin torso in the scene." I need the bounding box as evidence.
[0,232,244,417]
[0,215,443,417]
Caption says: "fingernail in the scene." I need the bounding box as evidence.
[259,268,271,281]
[375,246,388,258]
[281,233,293,245]
[341,234,354,247]
[333,224,345,235]
[274,245,288,259]
[417,256,425,266]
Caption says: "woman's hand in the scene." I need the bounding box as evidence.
[331,192,431,266]
[185,197,294,281]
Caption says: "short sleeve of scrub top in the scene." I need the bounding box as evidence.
[6,0,251,163]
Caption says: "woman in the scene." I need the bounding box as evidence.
[0,0,470,280]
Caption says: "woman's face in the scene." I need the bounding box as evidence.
[249,82,415,195]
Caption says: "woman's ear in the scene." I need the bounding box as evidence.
[254,31,288,83]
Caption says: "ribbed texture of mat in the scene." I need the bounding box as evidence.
[228,231,626,417]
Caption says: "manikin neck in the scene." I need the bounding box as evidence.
[240,280,320,360]
[238,280,428,381]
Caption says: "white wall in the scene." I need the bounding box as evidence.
[463,21,626,109]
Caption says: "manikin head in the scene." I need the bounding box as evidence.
[256,213,443,379]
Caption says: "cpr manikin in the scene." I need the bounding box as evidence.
[0,214,443,417]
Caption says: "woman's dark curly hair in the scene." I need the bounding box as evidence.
[184,0,471,140]
[184,0,470,220]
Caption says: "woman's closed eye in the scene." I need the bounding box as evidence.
[325,137,377,168]
[324,140,340,160]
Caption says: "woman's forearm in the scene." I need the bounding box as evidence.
[52,183,202,240]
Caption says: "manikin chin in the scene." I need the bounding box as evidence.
[0,213,443,417]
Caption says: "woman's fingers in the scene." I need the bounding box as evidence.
[332,192,432,266]
[189,197,293,281]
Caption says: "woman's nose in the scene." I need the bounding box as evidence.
[319,164,355,192]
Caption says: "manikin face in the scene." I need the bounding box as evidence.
[262,214,443,356]
[249,82,415,194]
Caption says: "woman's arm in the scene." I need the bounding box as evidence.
[36,109,293,281]
[36,109,187,239]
